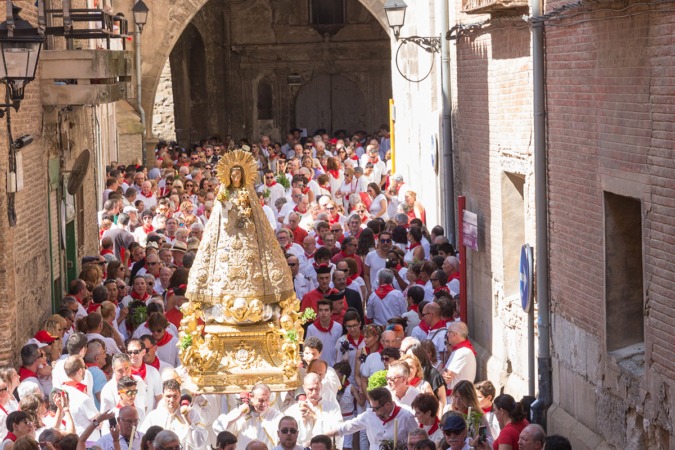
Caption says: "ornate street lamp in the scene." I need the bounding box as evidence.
[384,0,440,54]
[384,0,407,40]
[132,0,149,34]
[0,4,44,106]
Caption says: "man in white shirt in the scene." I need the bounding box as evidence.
[272,416,304,450]
[443,322,477,393]
[101,354,149,418]
[213,383,282,450]
[386,361,419,412]
[285,373,343,448]
[97,406,144,450]
[366,269,406,326]
[288,255,314,300]
[327,387,417,450]
[140,379,208,450]
[62,355,101,440]
[305,300,343,367]
[258,170,286,210]
[442,415,472,450]
[127,339,163,410]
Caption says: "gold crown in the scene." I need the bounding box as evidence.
[216,149,259,188]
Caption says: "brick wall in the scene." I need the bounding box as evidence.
[0,2,104,364]
[545,1,675,445]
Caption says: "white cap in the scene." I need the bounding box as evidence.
[123,206,138,214]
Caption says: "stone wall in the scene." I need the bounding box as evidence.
[152,59,176,142]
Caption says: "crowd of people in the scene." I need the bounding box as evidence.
[4,129,572,450]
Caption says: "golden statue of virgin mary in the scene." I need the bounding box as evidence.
[178,150,304,393]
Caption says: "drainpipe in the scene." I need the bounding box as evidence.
[530,0,552,428]
[439,0,456,244]
[134,2,147,167]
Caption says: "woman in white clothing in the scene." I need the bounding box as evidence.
[367,183,388,220]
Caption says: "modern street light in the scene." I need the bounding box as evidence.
[0,4,44,107]
[132,0,149,34]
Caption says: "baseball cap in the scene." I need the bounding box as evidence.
[34,330,57,345]
[442,415,467,432]
[391,173,404,182]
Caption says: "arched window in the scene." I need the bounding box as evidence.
[257,79,274,120]
[310,0,345,25]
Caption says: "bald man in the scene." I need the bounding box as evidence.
[285,373,343,448]
[412,302,448,360]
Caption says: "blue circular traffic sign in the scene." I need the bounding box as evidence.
[520,244,533,312]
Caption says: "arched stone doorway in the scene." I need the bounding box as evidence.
[295,74,367,135]
[142,0,391,146]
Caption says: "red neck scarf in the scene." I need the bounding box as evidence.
[313,319,335,333]
[374,284,395,299]
[101,249,114,256]
[130,291,150,302]
[434,286,450,294]
[87,303,102,314]
[328,169,340,179]
[147,356,160,371]
[415,280,426,285]
[131,363,147,380]
[365,344,384,355]
[301,187,310,195]
[4,432,16,443]
[19,367,37,381]
[407,242,421,251]
[382,405,402,424]
[452,339,478,355]
[305,251,316,259]
[423,417,441,435]
[482,406,493,413]
[85,362,99,368]
[420,319,447,334]
[339,249,353,259]
[346,273,359,285]
[449,271,461,281]
[347,334,364,348]
[143,224,154,234]
[284,243,292,250]
[350,154,359,161]
[156,331,173,347]
[317,236,325,246]
[328,214,340,225]
[409,304,419,313]
[63,380,88,394]
[410,376,422,387]
[266,181,277,187]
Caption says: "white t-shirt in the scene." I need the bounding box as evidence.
[369,193,388,220]
[364,251,387,290]
[444,345,477,391]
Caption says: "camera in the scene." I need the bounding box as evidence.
[385,259,396,269]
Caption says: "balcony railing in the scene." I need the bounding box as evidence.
[462,0,529,14]
[45,7,130,50]
[40,49,132,106]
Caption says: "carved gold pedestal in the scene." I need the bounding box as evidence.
[187,322,301,393]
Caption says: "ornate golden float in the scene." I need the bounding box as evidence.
[178,150,304,392]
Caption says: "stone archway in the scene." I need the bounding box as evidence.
[141,0,390,147]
